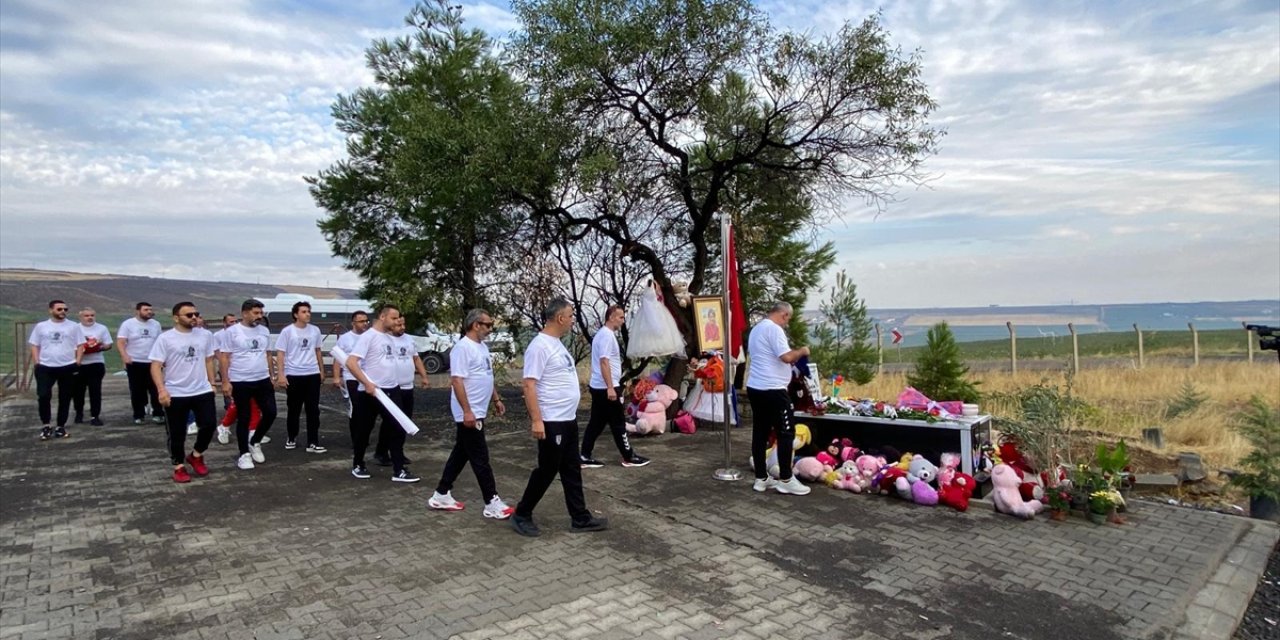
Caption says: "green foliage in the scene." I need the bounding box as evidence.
[1230,396,1280,501]
[1165,380,1208,419]
[812,270,877,385]
[992,373,1092,471]
[907,322,980,403]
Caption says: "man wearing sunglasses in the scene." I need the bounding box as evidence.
[149,302,218,483]
[29,300,86,440]
[118,301,165,425]
[72,307,112,426]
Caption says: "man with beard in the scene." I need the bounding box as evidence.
[346,305,418,483]
[72,307,112,426]
[218,299,278,470]
[118,302,165,425]
[29,300,85,440]
[150,302,218,483]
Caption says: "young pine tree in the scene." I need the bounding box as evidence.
[812,270,878,385]
[906,322,980,403]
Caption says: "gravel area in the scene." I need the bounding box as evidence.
[1235,539,1280,640]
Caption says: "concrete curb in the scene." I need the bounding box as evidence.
[1173,519,1279,640]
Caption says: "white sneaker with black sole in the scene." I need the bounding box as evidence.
[284,440,297,450]
[306,444,327,454]
[392,469,420,483]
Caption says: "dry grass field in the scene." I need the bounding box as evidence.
[852,362,1280,469]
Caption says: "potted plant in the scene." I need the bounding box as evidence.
[1046,488,1072,521]
[1088,490,1116,525]
[1229,397,1280,523]
[1095,440,1133,511]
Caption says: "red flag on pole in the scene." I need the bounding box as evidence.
[891,328,903,345]
[727,224,747,357]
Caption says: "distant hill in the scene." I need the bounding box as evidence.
[0,268,359,316]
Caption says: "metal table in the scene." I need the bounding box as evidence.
[795,411,993,477]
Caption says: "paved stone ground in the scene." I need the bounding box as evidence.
[1,379,1276,640]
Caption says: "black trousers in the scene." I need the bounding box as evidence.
[436,421,498,503]
[166,392,217,465]
[375,388,413,459]
[284,374,322,445]
[125,361,163,420]
[231,378,277,455]
[582,386,634,460]
[514,420,590,523]
[352,387,406,472]
[35,364,77,427]
[747,388,796,480]
[72,362,106,420]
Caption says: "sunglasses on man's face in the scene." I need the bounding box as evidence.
[53,307,67,312]
[181,312,201,319]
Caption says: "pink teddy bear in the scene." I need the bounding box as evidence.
[834,454,880,493]
[628,384,679,435]
[992,463,1045,519]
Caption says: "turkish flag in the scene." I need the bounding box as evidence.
[891,328,903,345]
[727,224,747,358]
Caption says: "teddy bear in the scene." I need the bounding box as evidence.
[628,384,680,435]
[793,456,826,483]
[832,457,873,494]
[991,463,1045,519]
[750,423,812,479]
[672,280,692,307]
[904,455,940,505]
[936,453,976,512]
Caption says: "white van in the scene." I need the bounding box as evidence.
[256,294,457,373]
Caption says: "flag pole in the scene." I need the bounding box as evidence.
[714,212,742,481]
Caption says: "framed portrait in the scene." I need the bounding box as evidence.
[692,297,726,352]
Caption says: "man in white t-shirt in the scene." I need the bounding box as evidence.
[210,314,237,445]
[346,305,418,483]
[72,307,113,426]
[149,302,218,484]
[428,309,514,519]
[511,299,608,537]
[118,301,165,425]
[373,316,427,467]
[217,299,279,470]
[580,304,650,469]
[28,299,86,440]
[332,310,370,421]
[274,301,326,452]
[746,301,811,496]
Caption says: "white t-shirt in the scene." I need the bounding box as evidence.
[335,331,362,386]
[746,320,793,390]
[350,328,398,389]
[28,320,85,367]
[212,328,229,352]
[450,336,493,422]
[275,323,323,377]
[149,329,216,397]
[391,333,417,389]
[118,317,162,362]
[588,326,622,390]
[221,323,271,382]
[522,332,580,422]
[79,322,112,365]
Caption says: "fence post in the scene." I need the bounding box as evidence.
[1006,321,1017,374]
[1134,323,1144,369]
[1068,323,1079,374]
[1188,322,1199,367]
[1245,322,1255,363]
[874,324,883,375]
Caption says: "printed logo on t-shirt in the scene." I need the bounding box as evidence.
[51,332,62,342]
[398,347,407,356]
[185,346,197,361]
[142,329,150,336]
[251,339,260,350]
[301,338,309,348]
[555,435,562,445]
[384,345,392,356]
[561,353,573,368]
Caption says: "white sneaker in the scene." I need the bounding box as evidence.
[428,491,465,511]
[752,477,779,493]
[305,444,327,454]
[775,476,811,496]
[260,435,271,444]
[483,496,514,520]
[237,453,255,470]
[186,422,198,435]
[216,426,231,445]
[250,443,265,464]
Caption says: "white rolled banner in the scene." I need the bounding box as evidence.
[332,346,419,436]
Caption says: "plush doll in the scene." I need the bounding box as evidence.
[937,453,976,512]
[998,440,1045,502]
[815,451,839,468]
[751,423,813,479]
[991,463,1045,519]
[832,460,862,492]
[905,455,940,505]
[672,280,693,308]
[793,456,826,482]
[629,384,679,435]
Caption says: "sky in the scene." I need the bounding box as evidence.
[1,0,1277,307]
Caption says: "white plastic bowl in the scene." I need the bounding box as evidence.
[961,403,980,416]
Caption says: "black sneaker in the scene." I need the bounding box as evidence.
[392,469,420,483]
[90,417,104,426]
[39,426,53,441]
[621,455,651,468]
[511,514,541,538]
[53,427,68,439]
[570,516,609,533]
[351,464,371,479]
[580,456,605,469]
[373,453,392,467]
[74,414,84,424]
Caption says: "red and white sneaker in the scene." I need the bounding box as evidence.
[186,453,209,477]
[173,466,192,484]
[428,491,465,511]
[482,496,515,520]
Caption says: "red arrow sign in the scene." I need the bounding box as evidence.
[891,328,903,345]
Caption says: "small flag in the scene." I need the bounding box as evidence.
[891,328,903,345]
